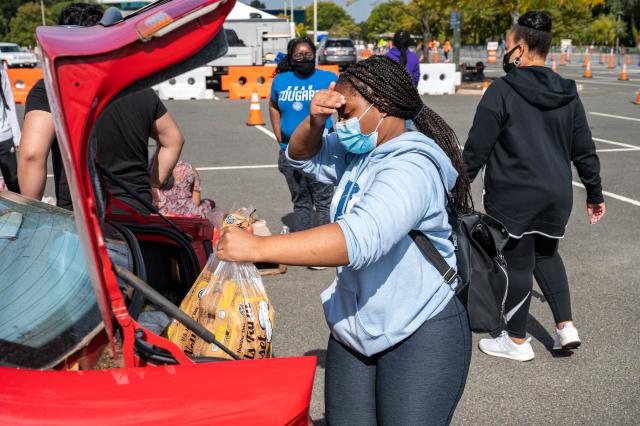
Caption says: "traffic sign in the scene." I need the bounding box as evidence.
[450,11,459,28]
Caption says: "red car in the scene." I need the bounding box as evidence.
[0,0,315,424]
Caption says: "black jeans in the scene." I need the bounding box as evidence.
[0,137,19,193]
[325,297,471,425]
[503,234,572,338]
[278,149,333,232]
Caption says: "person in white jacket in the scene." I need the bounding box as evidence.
[0,67,21,192]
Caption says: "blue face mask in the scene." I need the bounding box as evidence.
[335,103,384,154]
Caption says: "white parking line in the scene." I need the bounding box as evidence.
[196,165,277,171]
[596,148,640,152]
[593,137,640,149]
[255,124,277,141]
[575,80,640,87]
[590,112,640,122]
[572,181,640,207]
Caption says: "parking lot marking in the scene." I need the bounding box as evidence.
[575,79,640,87]
[572,181,640,207]
[593,137,640,149]
[196,165,277,171]
[590,112,640,122]
[255,125,277,141]
[596,148,640,152]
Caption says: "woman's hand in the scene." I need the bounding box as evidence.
[587,202,606,224]
[310,81,345,128]
[216,226,263,263]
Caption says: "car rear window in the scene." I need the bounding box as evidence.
[326,40,354,48]
[0,46,21,53]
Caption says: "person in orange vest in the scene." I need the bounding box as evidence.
[443,39,452,62]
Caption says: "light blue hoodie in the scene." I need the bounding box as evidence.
[286,130,458,356]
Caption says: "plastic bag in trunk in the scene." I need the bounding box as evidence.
[167,209,274,360]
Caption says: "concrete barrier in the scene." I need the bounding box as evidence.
[154,67,214,100]
[417,64,461,96]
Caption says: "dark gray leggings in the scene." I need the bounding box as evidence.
[325,296,471,425]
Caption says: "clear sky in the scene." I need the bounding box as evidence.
[262,0,371,23]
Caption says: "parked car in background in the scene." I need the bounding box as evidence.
[318,37,357,70]
[0,42,38,68]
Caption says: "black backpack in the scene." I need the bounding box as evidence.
[410,155,509,333]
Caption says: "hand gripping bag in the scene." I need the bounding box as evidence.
[167,210,274,360]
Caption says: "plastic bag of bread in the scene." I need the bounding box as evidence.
[167,209,274,360]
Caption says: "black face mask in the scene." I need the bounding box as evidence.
[502,45,523,74]
[291,59,315,77]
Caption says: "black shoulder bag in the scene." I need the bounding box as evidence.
[410,155,510,333]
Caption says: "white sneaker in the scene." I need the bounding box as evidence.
[479,331,535,361]
[553,323,581,350]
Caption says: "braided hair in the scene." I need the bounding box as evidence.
[273,37,316,76]
[340,56,473,213]
[392,30,411,67]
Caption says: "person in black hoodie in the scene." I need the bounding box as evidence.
[463,11,606,361]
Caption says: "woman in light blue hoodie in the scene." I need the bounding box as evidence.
[218,56,473,425]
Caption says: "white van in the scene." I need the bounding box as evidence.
[0,43,38,68]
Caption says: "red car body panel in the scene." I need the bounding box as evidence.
[0,0,316,423]
[1,357,316,425]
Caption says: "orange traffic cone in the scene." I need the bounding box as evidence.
[551,56,557,73]
[433,48,439,64]
[583,60,592,78]
[246,91,264,126]
[583,48,588,68]
[608,48,615,69]
[634,90,640,105]
[619,63,629,81]
[481,81,490,94]
[560,52,566,66]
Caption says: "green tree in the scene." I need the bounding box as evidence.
[8,2,55,47]
[367,0,418,35]
[588,13,627,44]
[407,0,454,60]
[305,1,352,30]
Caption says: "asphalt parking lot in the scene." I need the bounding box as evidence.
[28,60,640,424]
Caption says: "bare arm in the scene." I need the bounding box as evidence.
[268,100,283,144]
[18,110,55,200]
[288,81,345,161]
[192,190,201,206]
[149,112,184,187]
[217,223,349,267]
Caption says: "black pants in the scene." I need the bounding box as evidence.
[278,150,333,232]
[325,297,471,425]
[0,137,19,193]
[503,234,573,338]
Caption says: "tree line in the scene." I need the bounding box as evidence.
[2,0,639,48]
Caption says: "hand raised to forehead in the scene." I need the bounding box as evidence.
[309,82,346,128]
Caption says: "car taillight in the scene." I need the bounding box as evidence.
[135,0,228,42]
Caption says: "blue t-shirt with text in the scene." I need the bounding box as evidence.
[270,69,338,149]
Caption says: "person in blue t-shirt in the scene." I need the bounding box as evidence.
[270,37,337,241]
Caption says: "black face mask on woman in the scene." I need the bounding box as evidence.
[291,59,315,77]
[502,45,523,74]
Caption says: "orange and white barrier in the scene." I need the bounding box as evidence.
[6,68,43,104]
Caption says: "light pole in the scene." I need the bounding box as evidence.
[40,0,46,25]
[615,11,622,66]
[313,0,318,63]
[290,0,294,24]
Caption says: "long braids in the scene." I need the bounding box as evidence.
[340,55,473,214]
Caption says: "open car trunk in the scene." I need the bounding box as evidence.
[0,0,316,424]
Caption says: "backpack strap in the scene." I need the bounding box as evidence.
[409,151,460,289]
[409,230,458,286]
